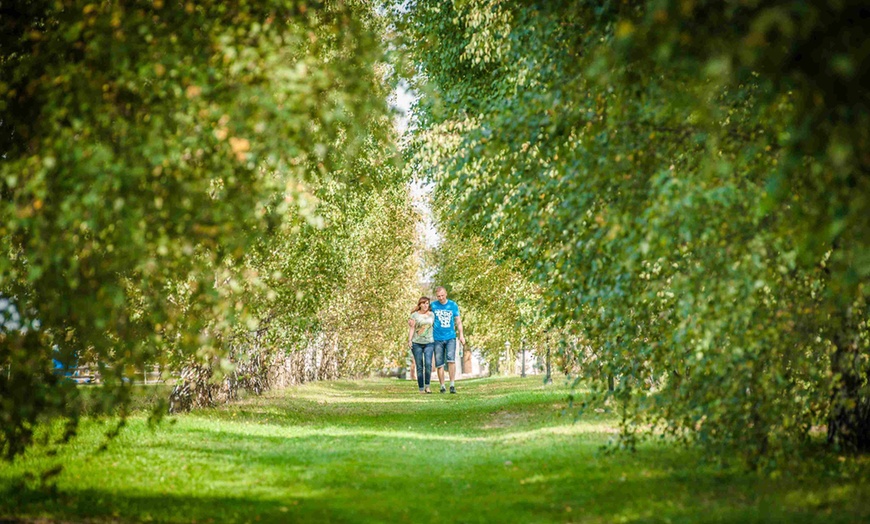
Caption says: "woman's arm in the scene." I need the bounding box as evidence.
[407,317,416,348]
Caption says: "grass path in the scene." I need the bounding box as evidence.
[2,377,868,523]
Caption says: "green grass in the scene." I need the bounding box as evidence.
[2,377,868,523]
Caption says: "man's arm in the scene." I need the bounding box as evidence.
[455,316,466,347]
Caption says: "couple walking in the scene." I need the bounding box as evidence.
[407,286,466,394]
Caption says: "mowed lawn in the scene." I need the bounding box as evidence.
[2,377,868,523]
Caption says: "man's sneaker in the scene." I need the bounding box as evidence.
[440,385,446,393]
[450,385,456,394]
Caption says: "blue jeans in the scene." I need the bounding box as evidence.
[434,338,456,368]
[411,342,434,390]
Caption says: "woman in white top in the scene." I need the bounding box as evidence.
[408,296,435,393]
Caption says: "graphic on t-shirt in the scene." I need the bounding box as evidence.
[431,300,459,341]
[435,309,453,327]
[411,312,434,343]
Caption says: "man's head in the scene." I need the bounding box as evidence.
[435,286,447,304]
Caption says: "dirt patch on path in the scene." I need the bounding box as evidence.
[482,409,530,429]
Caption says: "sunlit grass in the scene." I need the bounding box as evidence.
[1,376,868,523]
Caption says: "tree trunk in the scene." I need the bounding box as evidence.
[462,343,472,377]
[827,315,870,452]
[545,334,552,384]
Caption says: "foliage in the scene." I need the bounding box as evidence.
[167,117,420,411]
[1,0,417,458]
[398,0,869,465]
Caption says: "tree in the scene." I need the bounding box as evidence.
[397,0,869,464]
[1,0,411,459]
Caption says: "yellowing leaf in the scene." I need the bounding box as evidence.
[229,137,251,161]
[616,21,634,39]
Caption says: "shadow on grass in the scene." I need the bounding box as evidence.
[3,445,863,524]
[2,485,363,524]
[3,378,868,523]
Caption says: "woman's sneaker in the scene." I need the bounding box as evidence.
[440,385,446,393]
[450,385,456,394]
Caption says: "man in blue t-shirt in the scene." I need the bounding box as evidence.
[430,286,466,394]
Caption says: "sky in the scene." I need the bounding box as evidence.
[392,81,416,136]
[392,82,441,286]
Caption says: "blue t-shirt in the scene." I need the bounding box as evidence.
[430,300,460,341]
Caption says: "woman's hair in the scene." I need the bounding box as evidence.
[412,296,431,314]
